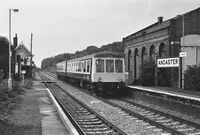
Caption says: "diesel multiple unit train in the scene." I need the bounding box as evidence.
[56,51,126,94]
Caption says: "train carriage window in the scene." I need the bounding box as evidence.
[76,63,78,72]
[81,62,84,72]
[115,59,123,73]
[87,61,91,73]
[106,59,114,73]
[78,62,81,72]
[96,59,104,72]
[83,61,86,72]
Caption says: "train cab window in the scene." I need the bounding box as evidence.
[115,59,123,73]
[87,61,91,73]
[106,59,114,73]
[96,59,104,72]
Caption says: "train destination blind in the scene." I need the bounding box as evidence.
[157,58,179,68]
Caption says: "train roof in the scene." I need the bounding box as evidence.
[68,51,124,62]
[56,60,67,65]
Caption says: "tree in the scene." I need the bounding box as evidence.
[184,65,200,91]
[0,36,9,77]
[41,41,123,70]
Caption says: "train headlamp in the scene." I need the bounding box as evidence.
[118,77,123,82]
[98,77,102,82]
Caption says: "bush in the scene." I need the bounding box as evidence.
[140,61,155,86]
[13,73,21,81]
[184,65,200,91]
[157,68,171,87]
[0,69,3,83]
[0,80,24,122]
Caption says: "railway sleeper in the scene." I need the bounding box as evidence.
[163,121,180,126]
[156,119,171,123]
[76,118,99,122]
[84,130,115,135]
[80,123,107,128]
[78,120,103,125]
[177,127,195,132]
[75,114,96,119]
[82,127,111,132]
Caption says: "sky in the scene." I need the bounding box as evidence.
[0,0,200,67]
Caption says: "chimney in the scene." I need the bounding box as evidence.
[157,16,163,24]
[13,33,18,49]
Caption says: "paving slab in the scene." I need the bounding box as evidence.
[33,81,70,135]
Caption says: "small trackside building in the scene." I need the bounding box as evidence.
[123,7,200,88]
[14,42,34,78]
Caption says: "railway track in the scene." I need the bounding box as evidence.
[103,97,200,135]
[41,71,200,134]
[38,71,127,135]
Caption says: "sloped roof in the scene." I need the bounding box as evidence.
[15,42,32,56]
[123,7,200,41]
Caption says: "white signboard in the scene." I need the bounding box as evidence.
[157,58,179,68]
[179,52,187,57]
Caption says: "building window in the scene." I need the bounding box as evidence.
[128,50,132,71]
[134,48,138,78]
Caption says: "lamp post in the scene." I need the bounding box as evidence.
[8,8,19,90]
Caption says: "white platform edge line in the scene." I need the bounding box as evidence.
[46,88,79,135]
[128,85,200,102]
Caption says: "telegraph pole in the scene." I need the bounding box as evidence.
[30,33,33,78]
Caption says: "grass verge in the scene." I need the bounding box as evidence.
[0,79,38,135]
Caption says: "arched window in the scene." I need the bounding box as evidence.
[134,48,138,78]
[149,45,155,62]
[128,50,132,71]
[141,47,146,64]
[159,43,165,57]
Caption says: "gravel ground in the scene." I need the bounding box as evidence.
[0,84,46,135]
[126,97,200,124]
[57,81,165,135]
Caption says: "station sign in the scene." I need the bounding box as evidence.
[179,52,187,57]
[157,58,179,68]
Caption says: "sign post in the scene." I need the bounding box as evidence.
[21,70,26,85]
[157,57,179,87]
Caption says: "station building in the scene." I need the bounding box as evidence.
[12,34,34,78]
[123,7,200,88]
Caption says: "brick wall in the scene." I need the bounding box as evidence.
[173,7,200,41]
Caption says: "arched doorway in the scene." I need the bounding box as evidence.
[134,48,138,78]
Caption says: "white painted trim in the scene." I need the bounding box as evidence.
[128,85,200,102]
[46,88,79,135]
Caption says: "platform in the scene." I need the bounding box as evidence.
[128,85,200,102]
[34,72,79,135]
